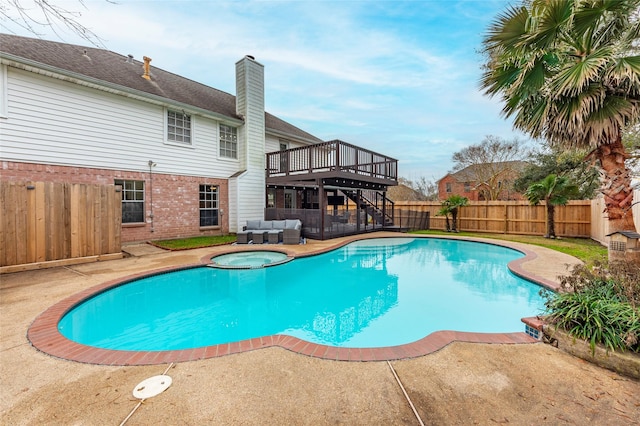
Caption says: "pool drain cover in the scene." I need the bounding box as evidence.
[132,375,172,399]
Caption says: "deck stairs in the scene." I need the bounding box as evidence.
[341,189,395,228]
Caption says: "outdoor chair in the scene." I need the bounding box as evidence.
[236,230,252,244]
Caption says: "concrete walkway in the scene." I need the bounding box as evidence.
[2,233,638,425]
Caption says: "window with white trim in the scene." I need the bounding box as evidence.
[115,179,145,223]
[199,184,219,227]
[167,109,191,144]
[219,124,237,158]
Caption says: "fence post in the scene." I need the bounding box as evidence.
[504,204,508,234]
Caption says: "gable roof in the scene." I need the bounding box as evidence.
[386,183,426,201]
[441,161,529,183]
[0,33,323,144]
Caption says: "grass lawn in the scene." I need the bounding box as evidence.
[151,234,237,250]
[152,230,607,263]
[410,230,607,263]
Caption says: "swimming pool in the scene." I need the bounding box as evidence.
[57,238,545,352]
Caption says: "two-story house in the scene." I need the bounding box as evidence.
[437,161,527,201]
[1,34,398,243]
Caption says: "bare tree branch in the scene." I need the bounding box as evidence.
[450,135,530,200]
[0,0,110,47]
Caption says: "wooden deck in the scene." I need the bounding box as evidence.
[266,139,398,188]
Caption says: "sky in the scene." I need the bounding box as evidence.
[3,0,531,181]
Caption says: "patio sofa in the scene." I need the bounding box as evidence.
[237,219,302,244]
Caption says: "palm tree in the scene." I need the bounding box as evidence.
[437,204,453,232]
[525,174,579,238]
[481,0,640,235]
[438,195,469,232]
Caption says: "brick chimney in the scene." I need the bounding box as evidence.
[142,56,152,80]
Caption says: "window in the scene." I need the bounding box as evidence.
[464,182,471,192]
[267,188,276,208]
[279,142,288,151]
[167,110,191,144]
[445,182,452,193]
[284,189,296,209]
[219,124,237,158]
[199,184,219,227]
[115,179,144,223]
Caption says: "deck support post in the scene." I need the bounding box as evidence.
[319,180,325,240]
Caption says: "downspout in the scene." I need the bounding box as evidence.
[148,160,156,232]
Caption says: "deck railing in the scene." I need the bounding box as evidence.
[266,140,398,182]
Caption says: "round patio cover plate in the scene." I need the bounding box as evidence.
[132,375,172,399]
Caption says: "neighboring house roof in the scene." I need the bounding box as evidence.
[386,183,425,201]
[0,33,323,144]
[440,161,529,183]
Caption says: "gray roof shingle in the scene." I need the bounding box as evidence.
[0,33,323,144]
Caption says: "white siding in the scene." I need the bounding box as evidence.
[235,57,266,226]
[2,68,241,178]
[236,170,265,230]
[265,135,308,153]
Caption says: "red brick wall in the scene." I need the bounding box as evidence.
[438,175,480,201]
[2,161,229,242]
[438,173,524,201]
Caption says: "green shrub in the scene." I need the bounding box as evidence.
[543,262,640,354]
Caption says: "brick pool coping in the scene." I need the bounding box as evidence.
[28,235,558,366]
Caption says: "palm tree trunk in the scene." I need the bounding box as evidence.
[593,136,637,233]
[546,202,555,238]
[451,208,458,232]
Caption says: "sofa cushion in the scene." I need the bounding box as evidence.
[259,220,273,230]
[246,220,260,230]
[272,220,286,230]
[285,219,301,230]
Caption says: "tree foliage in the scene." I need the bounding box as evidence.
[481,0,640,233]
[437,195,469,232]
[525,174,579,238]
[514,146,599,200]
[450,135,529,200]
[622,122,640,175]
[397,176,438,201]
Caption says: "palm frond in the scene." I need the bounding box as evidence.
[526,0,575,49]
[551,47,612,97]
[609,56,640,93]
[481,0,640,151]
[484,5,530,52]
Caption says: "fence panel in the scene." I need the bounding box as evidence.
[395,209,430,231]
[393,200,592,237]
[0,181,121,267]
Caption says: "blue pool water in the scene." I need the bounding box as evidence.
[58,238,545,351]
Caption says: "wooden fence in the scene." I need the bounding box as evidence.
[590,189,640,245]
[393,200,592,237]
[1,181,122,270]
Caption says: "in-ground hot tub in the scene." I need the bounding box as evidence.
[209,251,291,269]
